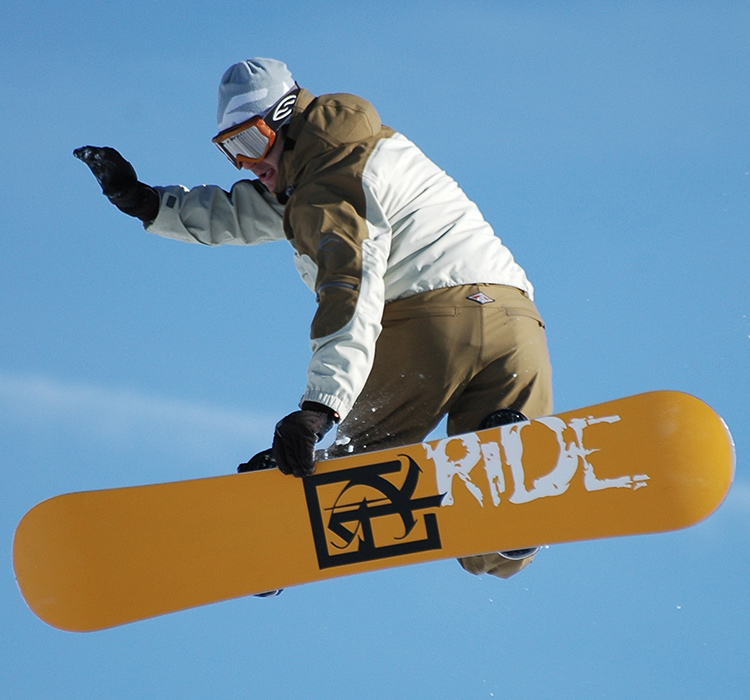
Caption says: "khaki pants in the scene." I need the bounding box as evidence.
[327,284,553,579]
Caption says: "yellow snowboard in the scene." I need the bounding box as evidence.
[13,391,734,632]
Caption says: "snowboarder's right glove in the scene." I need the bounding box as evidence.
[73,146,160,222]
[237,448,277,473]
[272,402,339,477]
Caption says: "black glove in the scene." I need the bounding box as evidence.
[272,402,339,477]
[237,448,277,473]
[73,146,160,222]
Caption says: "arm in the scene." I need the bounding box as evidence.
[287,173,391,420]
[74,146,286,245]
[146,181,285,246]
[270,171,391,476]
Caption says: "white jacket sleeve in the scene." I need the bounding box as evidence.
[145,180,286,246]
[294,177,392,420]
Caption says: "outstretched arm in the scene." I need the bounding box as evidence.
[74,145,286,246]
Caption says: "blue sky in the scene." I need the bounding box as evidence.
[2,1,749,698]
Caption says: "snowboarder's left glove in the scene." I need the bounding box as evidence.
[272,402,339,477]
[73,146,159,222]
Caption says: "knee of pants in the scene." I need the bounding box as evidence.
[457,552,536,580]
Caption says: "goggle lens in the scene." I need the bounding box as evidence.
[213,118,275,168]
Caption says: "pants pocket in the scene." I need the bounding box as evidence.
[504,306,546,329]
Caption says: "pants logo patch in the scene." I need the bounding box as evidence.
[467,292,495,304]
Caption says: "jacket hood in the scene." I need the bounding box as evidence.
[276,89,382,193]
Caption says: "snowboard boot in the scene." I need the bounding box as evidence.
[477,407,541,566]
[254,589,283,598]
[496,547,540,560]
[478,407,529,430]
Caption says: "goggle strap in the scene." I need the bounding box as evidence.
[262,84,301,131]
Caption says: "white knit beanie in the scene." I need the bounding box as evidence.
[216,58,295,132]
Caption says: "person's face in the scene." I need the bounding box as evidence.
[241,131,285,192]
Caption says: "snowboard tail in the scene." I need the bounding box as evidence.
[13,391,735,632]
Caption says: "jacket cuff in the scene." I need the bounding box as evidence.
[300,401,340,422]
[300,391,350,421]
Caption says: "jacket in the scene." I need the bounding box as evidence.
[146,89,533,419]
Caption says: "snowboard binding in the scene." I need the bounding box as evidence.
[478,407,538,562]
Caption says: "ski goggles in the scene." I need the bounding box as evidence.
[212,84,300,168]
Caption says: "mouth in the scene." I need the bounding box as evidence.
[255,165,275,184]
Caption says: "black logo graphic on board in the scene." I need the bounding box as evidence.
[303,455,444,569]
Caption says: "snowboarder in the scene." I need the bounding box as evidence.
[75,57,553,579]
